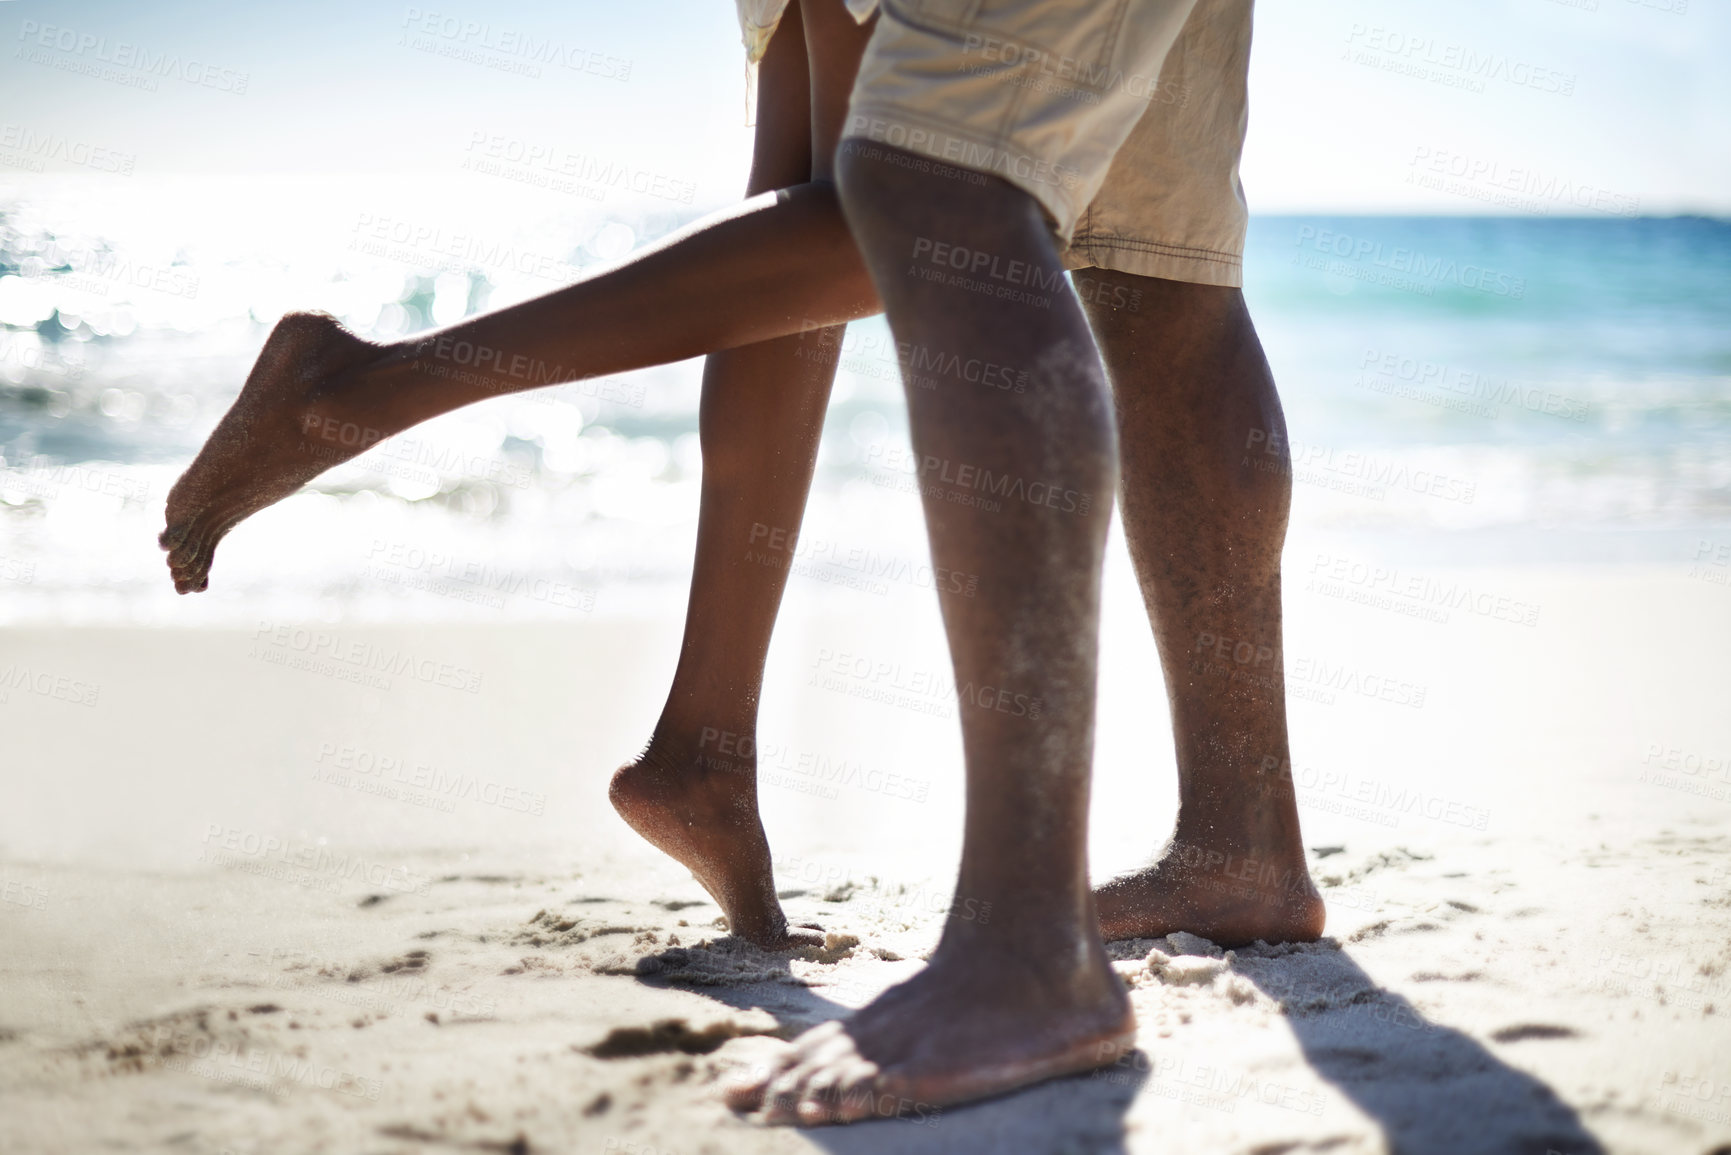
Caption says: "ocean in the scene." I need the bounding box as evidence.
[0,175,1726,624]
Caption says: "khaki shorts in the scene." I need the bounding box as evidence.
[736,0,1253,288]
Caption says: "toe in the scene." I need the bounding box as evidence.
[793,1059,849,1126]
[829,1061,887,1124]
[721,1045,796,1113]
[764,1026,861,1126]
[758,1066,808,1125]
[172,507,246,593]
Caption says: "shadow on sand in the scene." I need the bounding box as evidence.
[1231,939,1605,1155]
[634,934,1605,1154]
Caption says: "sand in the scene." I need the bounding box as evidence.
[2,560,1730,1154]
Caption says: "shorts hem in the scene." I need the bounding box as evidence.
[843,102,1091,240]
[1064,233,1244,288]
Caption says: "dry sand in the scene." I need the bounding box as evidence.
[2,561,1730,1154]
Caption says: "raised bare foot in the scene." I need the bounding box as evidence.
[609,733,820,950]
[1094,839,1325,947]
[159,312,384,593]
[723,939,1136,1125]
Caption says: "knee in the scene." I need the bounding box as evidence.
[833,139,915,247]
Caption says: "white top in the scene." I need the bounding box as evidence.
[736,0,879,64]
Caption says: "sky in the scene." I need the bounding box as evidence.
[0,0,1725,215]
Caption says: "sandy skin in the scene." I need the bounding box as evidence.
[1094,844,1325,948]
[610,736,822,950]
[724,934,1137,1125]
[159,312,385,594]
[157,13,1325,1122]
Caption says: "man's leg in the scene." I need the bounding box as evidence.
[726,144,1133,1124]
[159,2,880,593]
[609,0,877,948]
[1081,269,1323,945]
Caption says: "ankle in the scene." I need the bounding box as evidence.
[641,718,759,781]
[934,922,1125,1002]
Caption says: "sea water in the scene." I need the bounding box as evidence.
[0,175,1725,623]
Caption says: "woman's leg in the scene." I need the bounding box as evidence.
[160,2,879,591]
[610,0,879,948]
[160,0,879,947]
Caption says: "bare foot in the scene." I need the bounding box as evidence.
[1093,840,1324,947]
[159,312,384,593]
[609,734,819,950]
[723,942,1135,1125]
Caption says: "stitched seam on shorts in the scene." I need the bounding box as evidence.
[877,0,982,42]
[887,0,1132,85]
[1070,233,1242,266]
[1096,0,1133,76]
[846,101,1020,164]
[846,102,1064,194]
